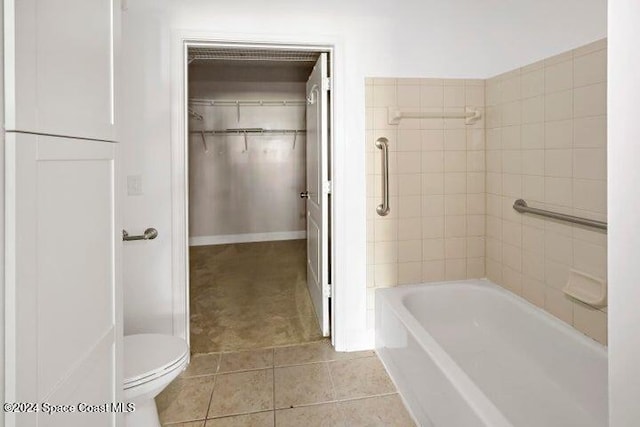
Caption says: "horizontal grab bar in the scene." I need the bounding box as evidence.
[513,199,607,231]
[123,228,158,241]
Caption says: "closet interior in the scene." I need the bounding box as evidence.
[187,47,327,353]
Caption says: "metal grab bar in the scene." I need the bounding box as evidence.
[375,137,390,216]
[513,199,607,231]
[122,228,159,241]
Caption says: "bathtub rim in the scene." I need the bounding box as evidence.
[376,278,607,427]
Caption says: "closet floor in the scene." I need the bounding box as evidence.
[189,240,323,353]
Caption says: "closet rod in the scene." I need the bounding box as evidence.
[189,98,307,107]
[190,128,306,135]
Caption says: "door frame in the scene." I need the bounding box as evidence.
[169,31,339,348]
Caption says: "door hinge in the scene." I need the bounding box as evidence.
[323,181,332,194]
[323,283,332,298]
[323,77,332,91]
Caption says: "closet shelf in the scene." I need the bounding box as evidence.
[189,98,307,107]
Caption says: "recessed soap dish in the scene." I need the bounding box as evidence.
[563,269,607,307]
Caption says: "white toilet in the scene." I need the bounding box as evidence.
[124,334,189,427]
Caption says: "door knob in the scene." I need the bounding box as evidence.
[300,191,310,199]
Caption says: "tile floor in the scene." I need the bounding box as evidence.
[156,340,416,426]
[189,240,324,353]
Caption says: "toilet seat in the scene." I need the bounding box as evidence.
[124,334,189,390]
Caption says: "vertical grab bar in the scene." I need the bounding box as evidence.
[375,137,390,216]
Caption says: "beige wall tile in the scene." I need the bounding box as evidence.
[545,60,573,94]
[422,238,445,261]
[522,150,545,176]
[573,148,606,180]
[545,119,573,149]
[422,216,445,238]
[521,123,545,149]
[573,302,607,344]
[467,237,485,258]
[398,218,422,241]
[467,172,486,194]
[467,257,486,278]
[397,130,422,151]
[444,151,467,172]
[421,150,444,173]
[574,49,607,88]
[422,195,444,216]
[422,129,444,151]
[572,39,607,57]
[573,82,606,118]
[573,179,606,213]
[398,262,423,284]
[545,287,574,324]
[522,277,545,308]
[396,85,420,108]
[522,96,544,123]
[521,69,544,98]
[545,90,573,121]
[574,116,606,148]
[422,173,445,195]
[545,149,573,177]
[420,85,444,107]
[398,240,422,263]
[445,259,467,280]
[545,177,572,206]
[423,260,445,281]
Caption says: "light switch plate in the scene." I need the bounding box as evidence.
[127,175,143,196]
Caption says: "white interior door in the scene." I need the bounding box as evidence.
[305,53,330,336]
[4,134,121,427]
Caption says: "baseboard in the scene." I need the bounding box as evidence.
[189,231,306,246]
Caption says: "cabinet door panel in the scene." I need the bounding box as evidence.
[4,0,116,141]
[4,133,121,427]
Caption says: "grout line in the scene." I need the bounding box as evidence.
[272,348,276,426]
[203,374,217,425]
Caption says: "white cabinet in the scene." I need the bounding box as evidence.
[4,134,121,427]
[4,0,117,141]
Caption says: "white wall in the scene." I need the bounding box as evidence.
[121,0,607,348]
[188,79,307,244]
[609,1,640,424]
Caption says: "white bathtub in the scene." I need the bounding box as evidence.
[375,279,607,427]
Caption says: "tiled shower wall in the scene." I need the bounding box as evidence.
[365,78,486,329]
[485,39,608,344]
[365,39,608,344]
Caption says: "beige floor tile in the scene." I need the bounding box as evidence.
[328,357,396,400]
[165,421,206,427]
[275,403,345,427]
[337,395,416,426]
[274,363,335,409]
[156,376,215,424]
[182,353,221,377]
[274,340,375,367]
[218,348,274,373]
[208,369,274,418]
[274,341,332,366]
[205,411,274,427]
